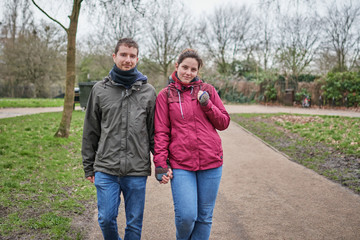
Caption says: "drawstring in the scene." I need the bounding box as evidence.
[177,90,184,119]
[190,86,194,95]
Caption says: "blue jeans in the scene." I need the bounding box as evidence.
[171,166,222,240]
[94,172,147,240]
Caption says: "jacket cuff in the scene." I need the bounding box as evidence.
[154,158,169,169]
[85,171,94,178]
[200,100,213,112]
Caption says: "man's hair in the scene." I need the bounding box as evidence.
[114,38,139,56]
[177,49,203,69]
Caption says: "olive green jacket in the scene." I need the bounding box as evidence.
[81,76,156,178]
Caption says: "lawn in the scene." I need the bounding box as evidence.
[231,113,360,194]
[0,98,66,108]
[0,111,95,240]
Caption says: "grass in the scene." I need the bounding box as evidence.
[231,113,360,193]
[0,111,95,239]
[0,98,65,108]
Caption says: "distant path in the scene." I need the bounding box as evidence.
[225,104,360,117]
[1,104,359,119]
[0,106,82,119]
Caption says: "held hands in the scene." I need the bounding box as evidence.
[155,167,173,184]
[198,90,209,106]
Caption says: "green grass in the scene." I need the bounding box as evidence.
[0,98,65,108]
[0,111,95,239]
[231,113,360,193]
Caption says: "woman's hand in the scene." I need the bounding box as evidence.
[198,90,209,106]
[160,168,173,184]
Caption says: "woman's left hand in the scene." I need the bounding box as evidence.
[197,90,209,106]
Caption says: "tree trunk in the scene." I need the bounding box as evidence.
[54,0,82,138]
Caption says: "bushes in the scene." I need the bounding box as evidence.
[203,70,359,107]
[322,72,360,107]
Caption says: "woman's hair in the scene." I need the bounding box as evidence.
[177,49,203,69]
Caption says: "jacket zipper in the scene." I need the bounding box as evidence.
[124,88,129,175]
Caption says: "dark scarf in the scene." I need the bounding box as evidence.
[109,64,147,89]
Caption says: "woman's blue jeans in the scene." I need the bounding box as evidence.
[171,166,222,240]
[94,172,147,240]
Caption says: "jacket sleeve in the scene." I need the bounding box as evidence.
[200,85,230,131]
[147,88,157,155]
[153,89,171,169]
[81,87,101,178]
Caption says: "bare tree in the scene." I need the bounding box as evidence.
[0,0,66,98]
[31,0,82,138]
[88,0,144,54]
[1,0,33,43]
[252,1,277,72]
[200,4,253,74]
[323,0,360,72]
[143,0,191,86]
[276,12,321,79]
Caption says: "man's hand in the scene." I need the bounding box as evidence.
[86,176,95,183]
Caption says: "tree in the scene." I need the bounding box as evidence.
[31,0,83,138]
[1,23,66,98]
[0,0,65,98]
[200,4,253,75]
[1,0,33,43]
[323,0,360,72]
[252,1,277,72]
[87,0,144,54]
[143,0,191,86]
[276,13,321,78]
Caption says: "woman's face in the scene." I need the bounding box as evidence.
[175,58,199,84]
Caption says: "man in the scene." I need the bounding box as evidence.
[82,38,156,240]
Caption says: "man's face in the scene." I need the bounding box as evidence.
[112,45,139,71]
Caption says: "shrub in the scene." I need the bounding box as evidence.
[322,72,360,107]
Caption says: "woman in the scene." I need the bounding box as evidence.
[154,49,230,240]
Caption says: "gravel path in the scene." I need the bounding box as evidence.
[1,104,359,119]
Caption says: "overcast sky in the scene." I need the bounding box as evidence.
[182,0,252,15]
[2,0,350,38]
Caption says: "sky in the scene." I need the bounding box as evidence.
[182,0,252,15]
[18,0,252,38]
[74,0,254,38]
[1,0,342,39]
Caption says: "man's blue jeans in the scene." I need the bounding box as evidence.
[170,166,222,240]
[94,172,147,240]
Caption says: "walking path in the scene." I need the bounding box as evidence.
[1,105,359,239]
[1,104,359,119]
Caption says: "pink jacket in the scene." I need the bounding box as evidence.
[154,73,230,171]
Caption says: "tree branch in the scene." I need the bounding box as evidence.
[31,0,68,33]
